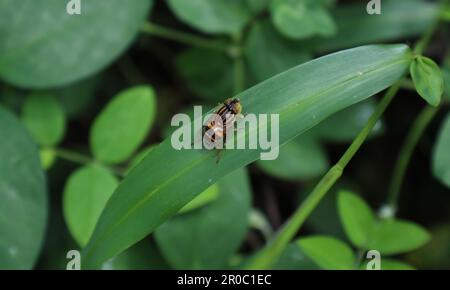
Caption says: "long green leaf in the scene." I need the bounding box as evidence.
[82,44,412,268]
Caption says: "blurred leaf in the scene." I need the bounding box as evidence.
[0,0,153,88]
[312,99,383,142]
[39,147,56,170]
[176,48,234,100]
[90,86,156,164]
[361,259,415,270]
[167,0,252,35]
[0,106,47,269]
[177,184,220,215]
[256,136,328,181]
[410,56,444,107]
[297,236,355,270]
[273,243,319,270]
[406,224,450,269]
[103,240,169,270]
[307,0,438,53]
[443,58,450,101]
[63,165,119,247]
[432,112,450,188]
[245,20,312,83]
[270,0,336,40]
[338,191,375,249]
[369,219,430,256]
[245,0,270,14]
[82,45,412,268]
[155,168,251,269]
[21,93,66,147]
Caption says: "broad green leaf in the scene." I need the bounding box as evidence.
[245,20,312,83]
[362,259,415,270]
[369,220,430,255]
[306,0,438,53]
[0,0,153,88]
[338,191,375,249]
[270,0,336,40]
[155,168,251,269]
[82,45,412,268]
[167,0,252,35]
[410,56,443,107]
[245,0,270,14]
[176,48,234,100]
[432,112,450,188]
[177,184,220,215]
[63,165,119,247]
[312,99,383,142]
[273,243,319,270]
[256,136,328,181]
[0,106,47,269]
[297,236,355,270]
[102,240,169,270]
[21,93,66,147]
[90,86,156,164]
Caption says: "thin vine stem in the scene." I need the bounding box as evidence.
[245,83,402,269]
[386,105,439,213]
[141,22,231,53]
[54,148,126,177]
[54,148,93,165]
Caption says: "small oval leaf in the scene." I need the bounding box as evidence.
[21,93,66,147]
[90,86,156,164]
[369,219,430,255]
[297,236,355,270]
[63,165,119,247]
[410,56,444,107]
[338,191,376,249]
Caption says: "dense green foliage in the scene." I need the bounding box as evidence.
[1,0,449,270]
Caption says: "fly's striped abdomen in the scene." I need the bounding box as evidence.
[202,98,242,150]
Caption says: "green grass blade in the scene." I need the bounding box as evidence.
[82,44,412,268]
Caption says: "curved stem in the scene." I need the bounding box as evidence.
[386,105,439,213]
[245,83,402,269]
[141,22,231,53]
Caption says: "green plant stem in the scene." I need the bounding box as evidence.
[386,105,439,213]
[54,148,93,165]
[245,83,402,269]
[141,22,231,53]
[54,148,126,177]
[414,20,439,55]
